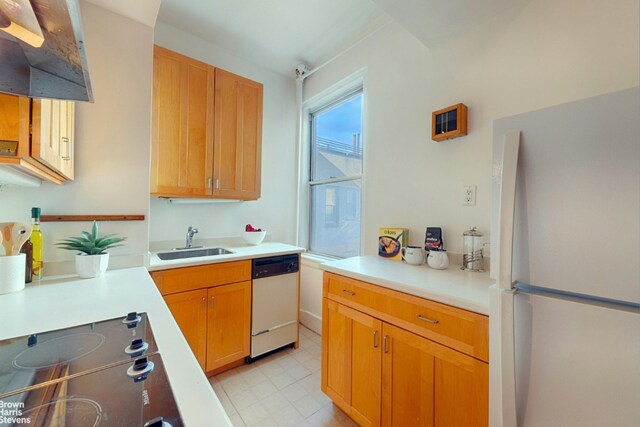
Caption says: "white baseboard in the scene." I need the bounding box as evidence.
[299,309,322,335]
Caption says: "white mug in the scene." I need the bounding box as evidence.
[427,250,449,269]
[401,246,424,265]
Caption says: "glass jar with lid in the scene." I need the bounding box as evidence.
[461,227,485,272]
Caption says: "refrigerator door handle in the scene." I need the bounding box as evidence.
[491,130,520,427]
[496,131,520,291]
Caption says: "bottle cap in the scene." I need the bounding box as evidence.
[31,207,41,219]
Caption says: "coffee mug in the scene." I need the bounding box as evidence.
[427,250,449,269]
[401,246,424,265]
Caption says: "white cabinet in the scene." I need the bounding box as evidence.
[32,99,76,180]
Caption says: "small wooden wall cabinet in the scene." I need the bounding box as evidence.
[150,261,252,374]
[151,46,263,200]
[431,103,467,142]
[0,94,76,183]
[322,272,489,427]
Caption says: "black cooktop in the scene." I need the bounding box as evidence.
[0,313,182,427]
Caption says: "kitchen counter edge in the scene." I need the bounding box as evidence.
[147,242,305,272]
[319,255,493,315]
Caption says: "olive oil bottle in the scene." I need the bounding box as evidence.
[31,207,44,279]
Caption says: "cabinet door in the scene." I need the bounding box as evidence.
[213,68,263,200]
[32,99,76,180]
[151,46,214,196]
[59,101,75,180]
[322,299,381,427]
[164,289,208,369]
[33,99,63,173]
[206,281,251,372]
[381,323,488,427]
[0,94,20,143]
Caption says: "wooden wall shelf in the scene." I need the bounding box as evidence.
[40,215,145,222]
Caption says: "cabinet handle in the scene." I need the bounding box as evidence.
[417,314,439,324]
[61,137,71,161]
[373,330,379,348]
[201,297,206,310]
[215,178,220,189]
[383,335,389,353]
[207,177,212,188]
[210,296,216,309]
[342,289,355,296]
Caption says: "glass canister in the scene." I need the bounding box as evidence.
[461,227,485,272]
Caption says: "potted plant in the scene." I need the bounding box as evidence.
[56,221,125,278]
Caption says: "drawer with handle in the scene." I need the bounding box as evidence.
[151,260,251,295]
[323,272,488,362]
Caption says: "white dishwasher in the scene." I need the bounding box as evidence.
[249,254,299,360]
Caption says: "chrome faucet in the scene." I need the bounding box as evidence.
[185,226,199,248]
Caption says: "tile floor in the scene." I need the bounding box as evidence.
[208,325,357,427]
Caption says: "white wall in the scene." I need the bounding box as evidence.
[300,0,639,325]
[149,22,298,245]
[0,1,153,273]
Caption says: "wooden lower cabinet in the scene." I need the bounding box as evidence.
[206,281,251,371]
[150,261,252,374]
[381,323,488,427]
[164,289,208,369]
[322,289,489,426]
[323,299,381,427]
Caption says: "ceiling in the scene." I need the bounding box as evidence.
[372,0,530,47]
[156,0,390,77]
[85,0,528,78]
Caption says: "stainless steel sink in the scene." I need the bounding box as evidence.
[157,247,234,261]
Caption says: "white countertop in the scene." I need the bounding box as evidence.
[320,255,494,315]
[148,242,305,271]
[0,267,230,427]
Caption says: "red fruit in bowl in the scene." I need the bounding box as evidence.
[245,224,262,232]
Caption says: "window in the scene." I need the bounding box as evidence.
[308,89,363,258]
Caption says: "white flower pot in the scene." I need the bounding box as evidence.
[75,253,109,279]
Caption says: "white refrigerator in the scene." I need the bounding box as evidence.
[489,87,640,426]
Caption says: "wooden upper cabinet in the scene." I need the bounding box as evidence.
[213,69,263,200]
[32,99,76,180]
[151,46,214,196]
[150,46,263,200]
[0,94,21,143]
[0,93,73,184]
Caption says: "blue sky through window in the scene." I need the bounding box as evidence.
[316,94,362,143]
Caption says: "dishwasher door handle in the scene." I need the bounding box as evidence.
[252,320,297,337]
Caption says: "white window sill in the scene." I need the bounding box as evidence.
[301,252,340,268]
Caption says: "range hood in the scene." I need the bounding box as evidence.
[0,0,93,102]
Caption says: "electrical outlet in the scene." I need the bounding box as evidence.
[463,185,476,206]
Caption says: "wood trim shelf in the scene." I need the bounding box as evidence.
[40,215,145,222]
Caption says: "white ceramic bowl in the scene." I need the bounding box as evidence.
[243,230,266,245]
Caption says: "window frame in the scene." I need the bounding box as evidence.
[297,70,367,259]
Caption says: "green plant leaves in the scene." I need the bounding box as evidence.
[55,221,126,255]
[91,221,98,241]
